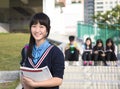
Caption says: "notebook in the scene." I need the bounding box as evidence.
[20,66,52,81]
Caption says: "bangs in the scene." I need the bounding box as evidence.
[30,13,50,29]
[30,18,47,27]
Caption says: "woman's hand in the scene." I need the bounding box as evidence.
[22,76,35,89]
[94,51,98,54]
[101,53,105,57]
[90,51,92,54]
[109,49,112,52]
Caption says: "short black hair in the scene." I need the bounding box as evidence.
[69,35,75,42]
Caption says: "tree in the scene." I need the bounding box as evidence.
[93,5,120,30]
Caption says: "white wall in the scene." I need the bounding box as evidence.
[43,0,84,36]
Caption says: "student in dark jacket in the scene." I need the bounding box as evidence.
[92,39,107,66]
[65,36,80,61]
[20,12,64,89]
[105,38,117,61]
[82,37,93,66]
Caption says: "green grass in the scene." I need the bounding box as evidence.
[0,79,19,89]
[0,33,29,70]
[0,33,29,88]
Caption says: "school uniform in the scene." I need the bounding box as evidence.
[92,46,107,66]
[20,40,65,89]
[105,47,117,61]
[82,45,92,61]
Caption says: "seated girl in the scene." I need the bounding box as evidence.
[92,39,107,66]
[105,38,117,65]
[82,37,93,66]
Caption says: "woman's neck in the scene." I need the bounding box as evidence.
[35,39,46,47]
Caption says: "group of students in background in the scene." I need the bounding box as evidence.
[65,35,118,66]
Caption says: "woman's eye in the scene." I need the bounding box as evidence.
[32,25,36,28]
[40,25,44,28]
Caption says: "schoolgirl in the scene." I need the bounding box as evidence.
[92,39,107,66]
[20,12,64,89]
[105,38,117,61]
[82,37,93,66]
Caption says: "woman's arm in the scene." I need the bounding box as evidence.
[22,76,62,88]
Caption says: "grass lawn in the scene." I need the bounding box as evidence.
[0,79,19,89]
[0,33,59,89]
[0,33,29,70]
[0,33,29,88]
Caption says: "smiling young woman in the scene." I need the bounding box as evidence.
[20,12,65,89]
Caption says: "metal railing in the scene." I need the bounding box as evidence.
[77,21,120,59]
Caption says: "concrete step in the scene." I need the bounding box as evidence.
[64,72,119,81]
[0,71,19,83]
[65,66,120,73]
[60,81,120,89]
[60,66,120,89]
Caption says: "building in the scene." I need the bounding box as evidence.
[84,0,94,23]
[0,0,43,32]
[44,0,84,35]
[0,0,84,36]
[94,0,120,15]
[84,0,120,23]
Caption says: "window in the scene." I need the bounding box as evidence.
[96,2,103,4]
[105,2,108,4]
[71,0,81,4]
[55,0,65,7]
[97,11,103,13]
[97,6,103,9]
[110,2,113,4]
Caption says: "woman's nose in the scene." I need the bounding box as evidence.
[36,27,40,32]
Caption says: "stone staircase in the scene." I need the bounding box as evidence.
[60,66,120,89]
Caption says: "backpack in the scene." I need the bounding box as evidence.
[20,45,29,66]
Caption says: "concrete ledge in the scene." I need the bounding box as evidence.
[0,23,9,33]
[0,70,19,83]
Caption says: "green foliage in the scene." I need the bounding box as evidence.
[93,5,120,30]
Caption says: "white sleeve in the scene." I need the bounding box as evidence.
[80,44,85,54]
[115,45,117,56]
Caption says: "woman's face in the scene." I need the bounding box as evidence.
[98,42,102,47]
[86,40,91,46]
[107,42,112,47]
[31,22,47,41]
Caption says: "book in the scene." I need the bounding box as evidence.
[84,49,92,52]
[97,50,111,53]
[20,66,52,81]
